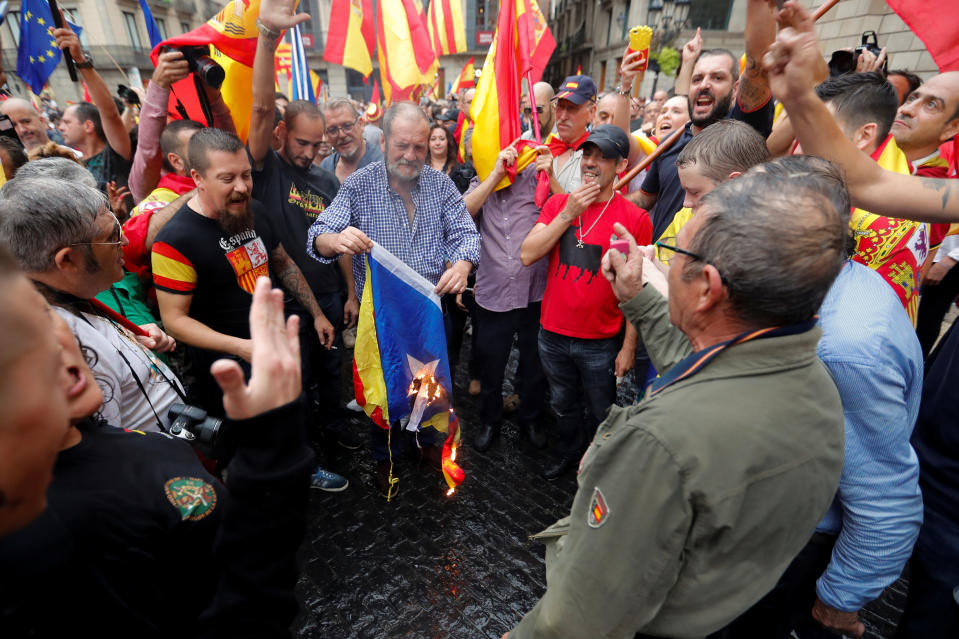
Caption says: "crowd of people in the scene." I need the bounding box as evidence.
[1,0,958,636]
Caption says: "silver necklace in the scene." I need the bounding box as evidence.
[576,194,615,248]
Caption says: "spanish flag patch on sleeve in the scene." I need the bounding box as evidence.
[152,241,198,294]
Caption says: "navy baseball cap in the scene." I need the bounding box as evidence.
[581,125,630,160]
[553,75,597,105]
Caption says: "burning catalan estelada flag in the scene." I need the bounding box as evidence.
[353,242,464,493]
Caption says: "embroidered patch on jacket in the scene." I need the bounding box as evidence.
[164,477,217,521]
[587,486,610,528]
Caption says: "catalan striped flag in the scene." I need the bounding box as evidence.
[376,0,438,105]
[323,0,375,76]
[470,0,555,189]
[427,0,467,57]
[289,24,315,102]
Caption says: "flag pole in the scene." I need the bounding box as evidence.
[613,127,683,190]
[526,70,542,145]
[48,0,78,82]
[812,0,841,21]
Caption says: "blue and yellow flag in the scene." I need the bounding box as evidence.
[16,0,83,94]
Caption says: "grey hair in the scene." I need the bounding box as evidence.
[323,97,359,118]
[382,101,429,141]
[687,162,847,328]
[15,157,97,188]
[0,176,107,272]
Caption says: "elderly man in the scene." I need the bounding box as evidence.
[320,97,384,184]
[1,98,60,152]
[308,102,481,498]
[534,75,597,194]
[0,176,182,433]
[503,164,847,639]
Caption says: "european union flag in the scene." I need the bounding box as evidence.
[16,0,82,94]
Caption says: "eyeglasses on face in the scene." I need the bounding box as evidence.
[523,106,545,115]
[69,212,124,247]
[655,235,726,283]
[325,118,358,137]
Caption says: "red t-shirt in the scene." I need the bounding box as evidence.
[537,192,652,339]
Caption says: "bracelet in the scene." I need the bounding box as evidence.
[618,87,631,96]
[256,18,281,40]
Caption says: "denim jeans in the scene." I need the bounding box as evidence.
[475,303,546,426]
[537,328,618,456]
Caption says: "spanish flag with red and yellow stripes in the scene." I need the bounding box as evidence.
[427,0,467,57]
[450,56,475,94]
[470,0,555,190]
[323,0,375,77]
[377,0,438,105]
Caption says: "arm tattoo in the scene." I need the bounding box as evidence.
[627,190,657,211]
[270,247,322,318]
[920,177,955,211]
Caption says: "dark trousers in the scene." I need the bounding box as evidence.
[445,291,481,378]
[538,328,618,457]
[894,503,959,638]
[186,346,250,420]
[298,292,348,434]
[474,303,546,426]
[916,265,959,357]
[706,532,837,639]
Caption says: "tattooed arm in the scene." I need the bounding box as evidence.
[269,244,335,348]
[738,0,777,112]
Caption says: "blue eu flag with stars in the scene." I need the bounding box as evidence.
[16,0,82,94]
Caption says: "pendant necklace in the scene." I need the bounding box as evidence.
[577,194,615,248]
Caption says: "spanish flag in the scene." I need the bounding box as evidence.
[887,0,959,71]
[323,0,375,77]
[450,56,475,93]
[376,0,438,105]
[470,0,555,190]
[427,0,467,57]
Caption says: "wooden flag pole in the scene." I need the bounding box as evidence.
[812,0,842,21]
[614,127,683,190]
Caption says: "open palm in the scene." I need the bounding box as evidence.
[258,0,310,32]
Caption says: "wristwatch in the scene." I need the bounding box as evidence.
[74,50,94,69]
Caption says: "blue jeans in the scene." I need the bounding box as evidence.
[537,328,618,457]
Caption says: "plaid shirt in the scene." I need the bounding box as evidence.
[306,161,481,297]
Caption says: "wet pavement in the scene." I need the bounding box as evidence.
[293,339,908,639]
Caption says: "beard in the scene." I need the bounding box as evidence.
[386,157,423,183]
[688,88,734,129]
[217,200,254,236]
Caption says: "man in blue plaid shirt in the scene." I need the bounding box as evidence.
[308,102,480,498]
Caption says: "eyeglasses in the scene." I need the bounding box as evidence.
[325,118,358,137]
[70,213,123,247]
[523,106,545,115]
[656,235,727,283]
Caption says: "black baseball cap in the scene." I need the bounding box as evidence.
[581,125,630,160]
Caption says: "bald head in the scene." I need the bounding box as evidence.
[530,81,556,136]
[891,71,959,161]
[0,98,50,151]
[594,94,618,127]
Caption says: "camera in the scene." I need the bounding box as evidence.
[168,403,224,458]
[828,31,888,77]
[161,45,225,89]
[117,84,140,106]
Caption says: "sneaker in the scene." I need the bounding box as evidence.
[346,399,363,412]
[310,467,349,492]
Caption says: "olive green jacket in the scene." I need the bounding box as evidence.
[510,286,845,639]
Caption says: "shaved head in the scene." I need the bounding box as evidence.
[1,98,50,151]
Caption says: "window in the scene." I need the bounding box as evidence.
[599,60,606,91]
[7,11,19,47]
[180,21,191,34]
[686,0,733,31]
[155,18,168,40]
[61,7,89,47]
[123,11,143,50]
[475,0,498,31]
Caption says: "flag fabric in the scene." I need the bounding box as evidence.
[323,0,375,76]
[450,56,475,94]
[289,24,315,102]
[16,0,84,94]
[470,0,555,190]
[370,77,381,108]
[376,0,438,105]
[138,0,164,49]
[427,0,467,57]
[353,243,462,465]
[886,0,959,71]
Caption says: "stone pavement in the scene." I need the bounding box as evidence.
[293,341,908,639]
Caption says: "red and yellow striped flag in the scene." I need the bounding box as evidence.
[451,56,475,94]
[470,0,555,189]
[323,0,375,77]
[376,0,438,105]
[427,0,467,56]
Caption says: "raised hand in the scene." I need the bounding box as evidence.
[681,27,703,66]
[257,0,311,33]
